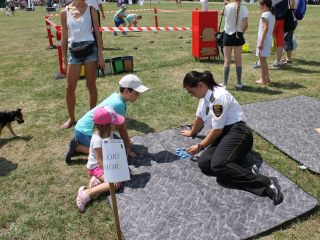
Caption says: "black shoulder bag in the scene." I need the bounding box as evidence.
[284,1,297,33]
[215,6,225,57]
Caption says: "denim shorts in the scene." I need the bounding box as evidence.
[68,41,98,65]
[114,18,125,27]
[75,129,91,148]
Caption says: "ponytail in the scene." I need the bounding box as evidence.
[235,0,241,38]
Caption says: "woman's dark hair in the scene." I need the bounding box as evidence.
[259,0,275,15]
[183,71,219,90]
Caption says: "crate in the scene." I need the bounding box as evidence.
[123,56,133,72]
[103,59,112,75]
[111,57,124,74]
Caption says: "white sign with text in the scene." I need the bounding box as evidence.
[102,139,130,183]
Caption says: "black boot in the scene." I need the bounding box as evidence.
[266,177,284,205]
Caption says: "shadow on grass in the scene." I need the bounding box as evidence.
[103,47,124,51]
[66,157,87,166]
[270,82,306,89]
[196,58,224,64]
[0,135,33,148]
[272,64,320,74]
[294,58,320,67]
[0,157,18,176]
[238,85,283,95]
[122,35,141,38]
[126,118,156,134]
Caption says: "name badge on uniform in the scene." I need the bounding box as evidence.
[212,104,223,117]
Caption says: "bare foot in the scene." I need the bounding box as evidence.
[255,80,268,85]
[60,119,76,129]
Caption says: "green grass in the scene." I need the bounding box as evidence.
[0,2,319,239]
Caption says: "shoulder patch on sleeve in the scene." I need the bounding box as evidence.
[212,104,223,117]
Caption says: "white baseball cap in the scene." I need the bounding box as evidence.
[119,74,149,93]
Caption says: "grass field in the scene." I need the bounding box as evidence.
[0,2,319,239]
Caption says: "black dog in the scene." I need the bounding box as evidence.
[0,109,24,137]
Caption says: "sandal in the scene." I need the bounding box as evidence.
[281,59,292,65]
[76,186,91,212]
[89,176,102,188]
[60,119,77,129]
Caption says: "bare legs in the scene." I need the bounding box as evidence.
[256,56,271,84]
[61,61,97,129]
[61,64,81,129]
[84,61,98,110]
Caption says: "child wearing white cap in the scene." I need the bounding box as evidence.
[76,106,124,212]
[66,74,149,164]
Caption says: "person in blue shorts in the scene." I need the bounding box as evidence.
[113,4,128,36]
[65,74,149,163]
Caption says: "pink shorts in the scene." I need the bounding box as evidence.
[87,166,104,177]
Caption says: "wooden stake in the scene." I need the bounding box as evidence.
[110,183,122,240]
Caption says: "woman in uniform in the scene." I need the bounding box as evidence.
[181,70,283,205]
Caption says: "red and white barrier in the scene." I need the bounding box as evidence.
[44,15,191,79]
[100,26,192,32]
[45,16,57,49]
[104,8,154,14]
[54,25,66,79]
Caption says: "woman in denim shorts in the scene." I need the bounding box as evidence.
[60,0,104,129]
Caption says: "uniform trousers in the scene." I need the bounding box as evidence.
[198,121,270,196]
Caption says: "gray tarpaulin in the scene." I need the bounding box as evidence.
[108,126,318,240]
[242,96,320,173]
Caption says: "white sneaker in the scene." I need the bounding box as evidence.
[272,60,281,68]
[252,61,261,69]
[235,83,244,89]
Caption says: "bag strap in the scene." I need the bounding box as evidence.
[218,5,226,32]
[89,6,97,45]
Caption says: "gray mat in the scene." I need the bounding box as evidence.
[109,127,318,240]
[242,96,320,174]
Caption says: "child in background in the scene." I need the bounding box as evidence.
[76,106,124,212]
[255,0,275,84]
[10,3,15,16]
[126,14,142,27]
[113,4,128,36]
